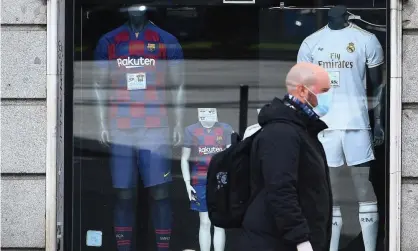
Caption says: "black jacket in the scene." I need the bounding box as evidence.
[238,97,333,251]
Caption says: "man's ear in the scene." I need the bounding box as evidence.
[299,85,308,98]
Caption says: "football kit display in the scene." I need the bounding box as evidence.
[94,21,183,186]
[297,23,384,167]
[183,122,233,212]
[95,21,183,129]
[94,20,183,251]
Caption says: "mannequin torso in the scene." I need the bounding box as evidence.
[297,7,384,132]
[93,4,185,144]
[184,121,233,187]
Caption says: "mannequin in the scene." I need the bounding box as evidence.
[297,5,384,251]
[93,4,185,251]
[180,109,233,251]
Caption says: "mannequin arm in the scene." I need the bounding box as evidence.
[368,65,385,145]
[181,147,192,183]
[168,59,185,146]
[181,147,195,201]
[368,65,383,124]
[93,66,109,131]
[168,61,185,128]
[93,38,110,132]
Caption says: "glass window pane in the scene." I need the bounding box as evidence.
[72,3,388,251]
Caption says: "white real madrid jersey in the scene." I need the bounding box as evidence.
[297,23,384,130]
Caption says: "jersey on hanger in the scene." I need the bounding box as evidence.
[94,22,183,129]
[297,23,384,130]
[184,122,233,186]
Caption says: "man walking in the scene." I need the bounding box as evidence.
[238,62,333,251]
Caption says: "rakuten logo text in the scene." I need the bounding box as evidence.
[117,57,156,68]
[198,146,224,155]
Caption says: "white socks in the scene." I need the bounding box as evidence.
[359,201,379,251]
[330,206,343,251]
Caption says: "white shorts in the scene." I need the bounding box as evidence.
[318,130,375,167]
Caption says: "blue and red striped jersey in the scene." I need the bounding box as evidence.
[184,122,233,186]
[94,21,183,129]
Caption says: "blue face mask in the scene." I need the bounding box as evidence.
[313,91,332,117]
[304,86,332,117]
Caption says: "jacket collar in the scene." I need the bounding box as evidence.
[281,97,328,135]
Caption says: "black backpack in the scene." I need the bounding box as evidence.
[206,129,262,229]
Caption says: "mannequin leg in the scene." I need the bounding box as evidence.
[330,206,343,251]
[114,189,135,251]
[342,129,377,250]
[140,128,173,251]
[149,184,172,251]
[351,164,378,251]
[110,131,136,251]
[199,212,212,251]
[213,226,226,251]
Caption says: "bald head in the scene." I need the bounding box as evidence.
[286,62,330,90]
[286,62,330,107]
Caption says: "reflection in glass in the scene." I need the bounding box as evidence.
[72,3,387,251]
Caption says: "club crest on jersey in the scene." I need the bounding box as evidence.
[347,42,355,53]
[216,135,223,144]
[147,43,156,52]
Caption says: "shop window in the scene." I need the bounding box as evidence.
[70,2,388,251]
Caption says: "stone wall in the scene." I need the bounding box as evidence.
[1,0,47,248]
[402,0,418,250]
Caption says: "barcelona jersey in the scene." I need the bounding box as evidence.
[94,21,183,129]
[184,122,233,186]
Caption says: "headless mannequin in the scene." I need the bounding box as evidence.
[93,5,185,251]
[94,4,185,146]
[181,120,226,251]
[327,6,383,251]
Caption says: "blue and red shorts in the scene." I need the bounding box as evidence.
[191,185,207,212]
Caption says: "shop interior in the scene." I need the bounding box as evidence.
[70,1,388,250]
